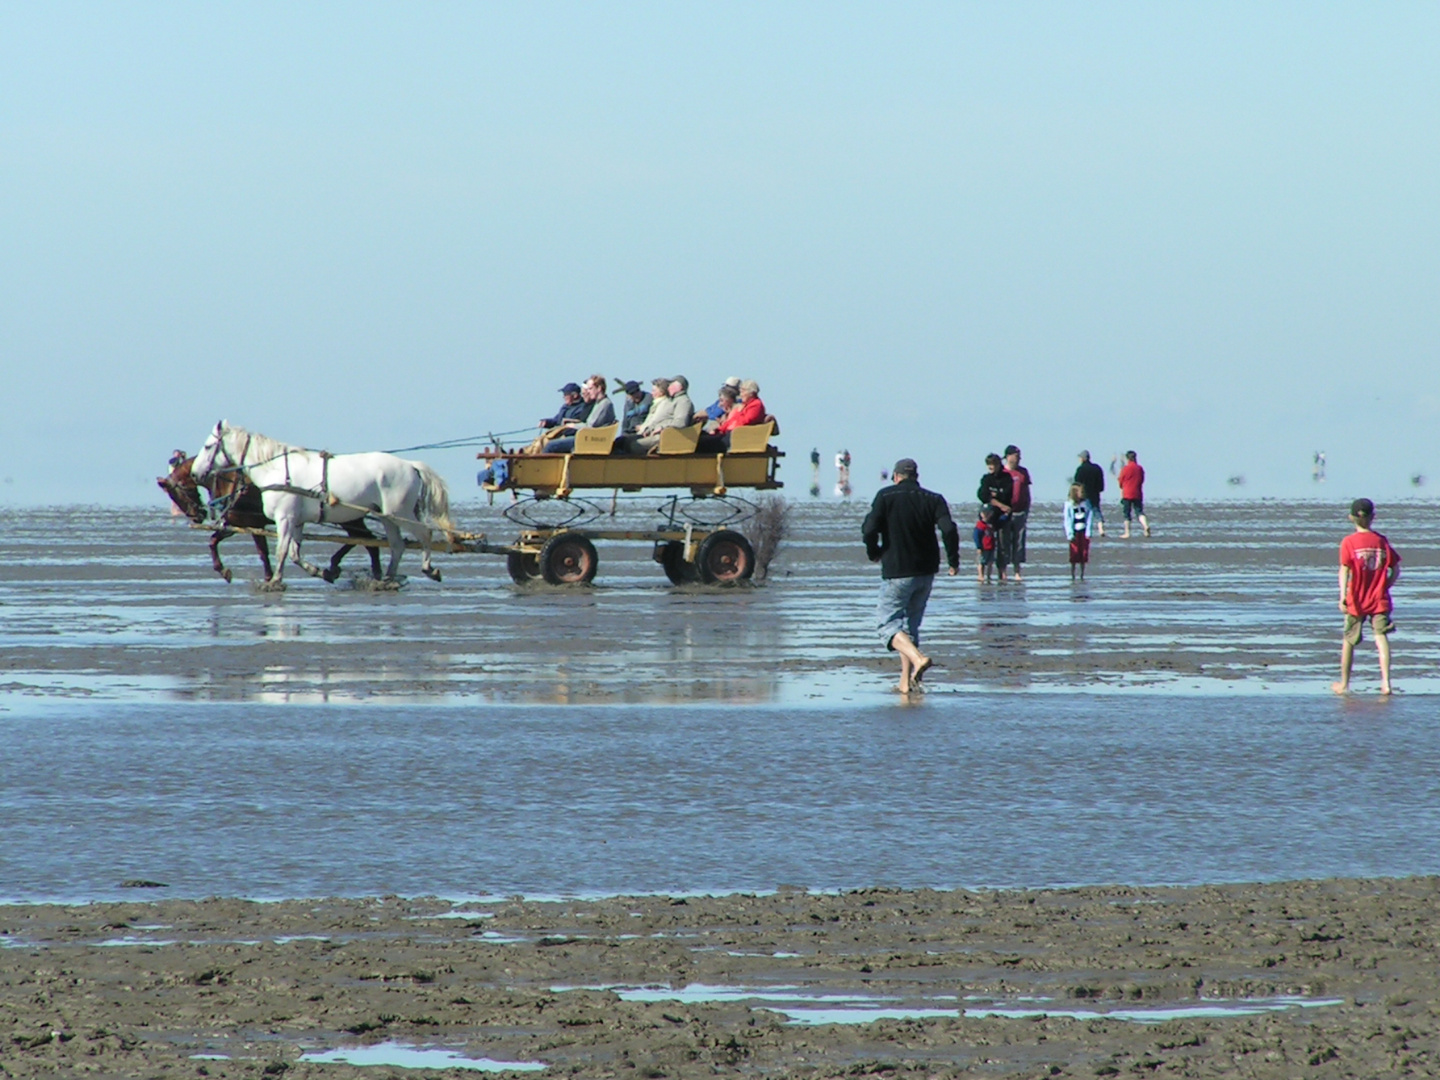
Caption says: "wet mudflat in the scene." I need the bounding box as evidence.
[2,498,1439,1077]
[2,499,1438,702]
[1,880,1437,1078]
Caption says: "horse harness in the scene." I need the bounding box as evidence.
[214,430,340,524]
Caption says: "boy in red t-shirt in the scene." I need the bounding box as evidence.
[1117,450,1150,538]
[1332,498,1401,696]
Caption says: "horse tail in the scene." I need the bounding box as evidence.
[413,462,456,539]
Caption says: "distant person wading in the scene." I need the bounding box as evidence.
[1074,450,1106,538]
[861,458,960,693]
[1118,450,1150,537]
[1001,445,1032,581]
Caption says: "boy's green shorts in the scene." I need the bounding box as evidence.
[1344,612,1394,645]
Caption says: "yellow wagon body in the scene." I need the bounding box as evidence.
[479,420,782,497]
[490,449,780,496]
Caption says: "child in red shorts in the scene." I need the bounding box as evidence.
[1332,498,1401,695]
[1063,483,1093,581]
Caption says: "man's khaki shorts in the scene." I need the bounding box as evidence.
[1344,612,1394,645]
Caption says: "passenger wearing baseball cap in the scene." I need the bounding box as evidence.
[613,379,652,434]
[615,378,675,452]
[540,374,617,454]
[539,382,590,430]
[1333,498,1402,696]
[861,458,961,694]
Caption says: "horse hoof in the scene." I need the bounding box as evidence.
[222,569,233,583]
[423,567,442,582]
[322,568,339,583]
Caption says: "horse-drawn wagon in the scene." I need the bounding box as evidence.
[163,418,783,588]
[474,419,783,585]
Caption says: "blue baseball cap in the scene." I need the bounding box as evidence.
[559,382,581,394]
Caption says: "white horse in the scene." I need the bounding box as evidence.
[190,421,454,587]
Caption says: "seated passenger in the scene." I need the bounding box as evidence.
[539,382,590,430]
[702,384,739,433]
[697,379,767,452]
[614,379,652,434]
[619,376,694,453]
[704,376,742,422]
[722,380,765,432]
[637,377,674,433]
[541,375,617,454]
[668,375,695,428]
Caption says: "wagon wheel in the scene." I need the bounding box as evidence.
[659,541,699,585]
[695,530,755,585]
[506,550,541,584]
[539,532,599,585]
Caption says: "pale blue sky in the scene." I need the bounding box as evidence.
[2,3,1437,506]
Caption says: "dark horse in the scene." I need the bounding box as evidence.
[158,452,383,584]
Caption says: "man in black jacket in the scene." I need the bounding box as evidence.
[1074,450,1107,537]
[861,458,960,692]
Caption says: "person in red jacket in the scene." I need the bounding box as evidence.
[718,379,765,432]
[1332,498,1402,696]
[1117,450,1150,538]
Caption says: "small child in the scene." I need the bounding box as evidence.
[973,506,998,583]
[1063,483,1093,581]
[1332,498,1401,695]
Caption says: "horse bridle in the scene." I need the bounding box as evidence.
[208,428,336,524]
[210,429,252,476]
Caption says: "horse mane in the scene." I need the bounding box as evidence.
[224,424,305,465]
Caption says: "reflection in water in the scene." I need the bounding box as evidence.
[1,501,1438,703]
[554,982,1344,1027]
[299,1042,545,1072]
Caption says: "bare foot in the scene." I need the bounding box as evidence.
[911,656,933,690]
[1330,681,1349,695]
[1380,684,1393,695]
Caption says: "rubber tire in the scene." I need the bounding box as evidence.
[660,541,700,585]
[695,529,755,585]
[506,550,541,584]
[539,532,599,585]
